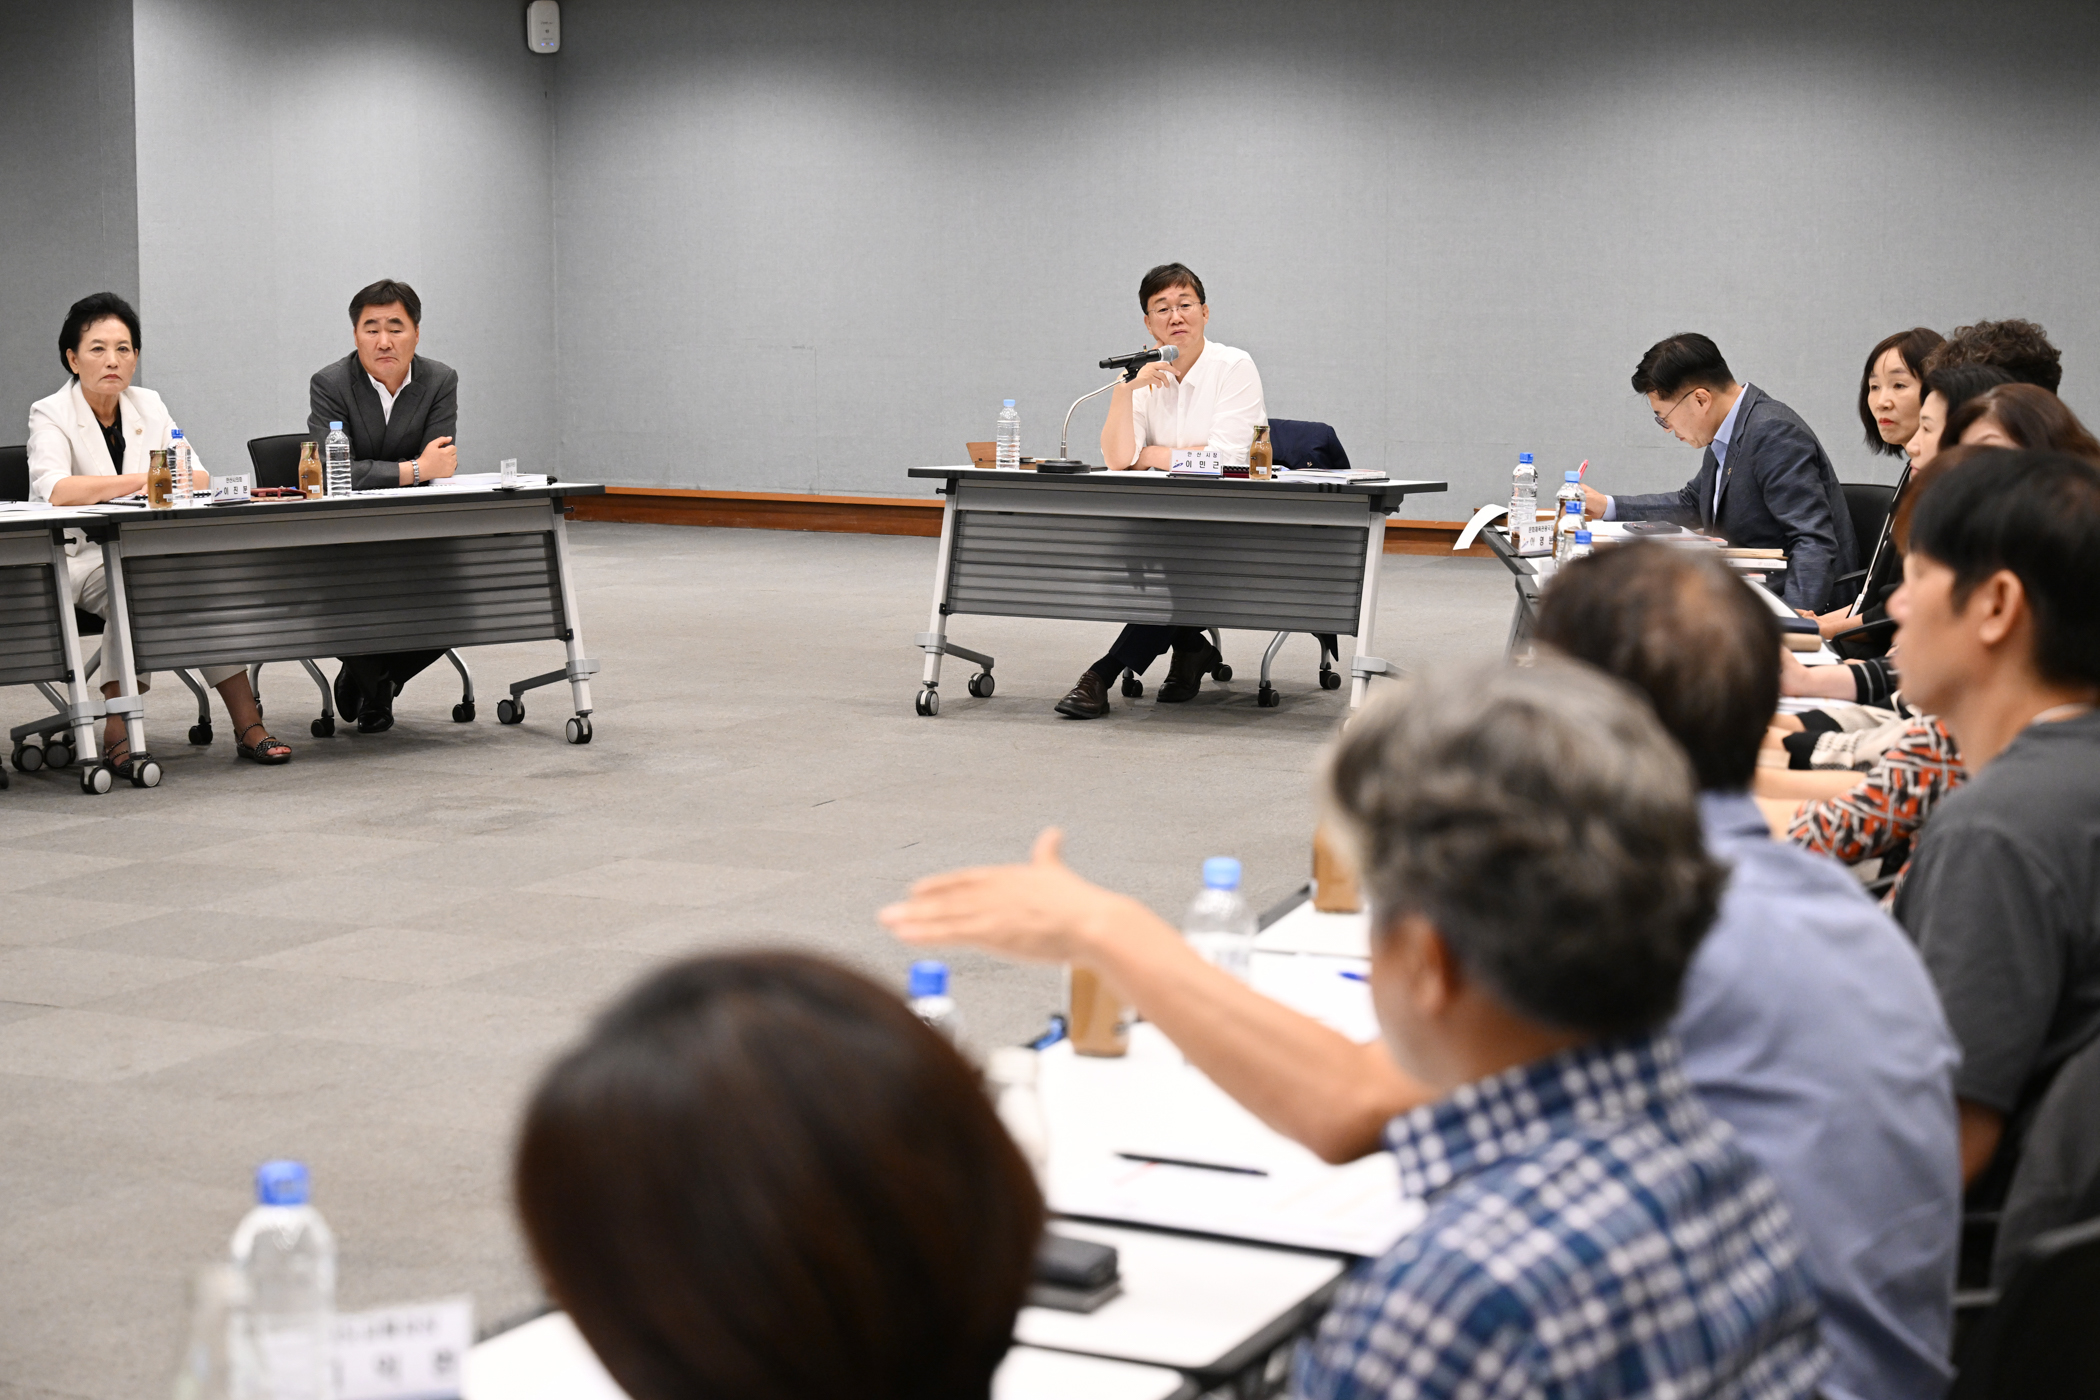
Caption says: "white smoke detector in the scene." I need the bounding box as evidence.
[526,0,560,53]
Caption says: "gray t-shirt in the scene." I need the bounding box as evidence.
[1895,709,2100,1113]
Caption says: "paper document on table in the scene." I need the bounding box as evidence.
[1255,901,1371,959]
[1276,468,1388,482]
[1041,1025,1420,1256]
[428,472,548,491]
[1055,1150,1419,1257]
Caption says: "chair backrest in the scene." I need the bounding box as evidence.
[1268,420,1351,474]
[1993,1031,2100,1286]
[1950,1214,2100,1398]
[247,432,315,489]
[0,444,29,502]
[1842,482,1895,561]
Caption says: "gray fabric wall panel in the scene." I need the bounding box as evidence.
[551,0,2100,515]
[127,0,558,482]
[121,534,565,671]
[0,1,140,418]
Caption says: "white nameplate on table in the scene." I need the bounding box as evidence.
[211,474,254,504]
[1167,449,1224,476]
[336,1296,475,1400]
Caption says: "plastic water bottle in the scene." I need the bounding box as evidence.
[1570,528,1594,562]
[985,1045,1050,1178]
[1509,453,1537,530]
[169,428,194,504]
[323,423,353,497]
[996,400,1020,469]
[1183,857,1256,982]
[908,960,961,1040]
[1554,491,1587,564]
[1555,469,1583,517]
[229,1161,335,1400]
[170,1263,262,1400]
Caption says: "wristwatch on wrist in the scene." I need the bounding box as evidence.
[409,459,421,485]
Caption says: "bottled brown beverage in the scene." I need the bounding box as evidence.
[1249,424,1274,480]
[297,441,324,498]
[146,449,172,508]
[1068,965,1130,1058]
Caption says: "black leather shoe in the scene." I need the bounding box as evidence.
[333,664,363,722]
[1157,639,1222,703]
[356,679,397,733]
[1054,670,1111,719]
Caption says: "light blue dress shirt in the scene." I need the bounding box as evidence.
[1674,792,1963,1400]
[1606,385,1751,522]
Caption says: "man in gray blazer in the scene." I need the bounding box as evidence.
[308,278,461,730]
[1585,333,1858,612]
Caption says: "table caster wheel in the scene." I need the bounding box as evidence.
[453,702,476,723]
[0,765,8,789]
[915,688,940,717]
[1212,663,1234,682]
[1258,685,1281,708]
[312,715,335,738]
[1320,669,1342,691]
[498,698,524,725]
[565,715,593,744]
[81,765,112,795]
[1120,675,1143,698]
[46,740,73,769]
[967,672,995,699]
[15,741,44,773]
[188,722,213,745]
[132,758,162,789]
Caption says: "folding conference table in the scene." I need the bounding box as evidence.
[80,482,605,785]
[907,467,1447,714]
[0,508,105,791]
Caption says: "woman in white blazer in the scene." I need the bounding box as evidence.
[27,293,291,767]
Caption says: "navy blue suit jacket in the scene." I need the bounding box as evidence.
[1613,384,1858,611]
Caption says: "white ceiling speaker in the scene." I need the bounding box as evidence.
[526,0,560,53]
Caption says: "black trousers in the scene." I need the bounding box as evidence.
[338,650,446,712]
[1090,627,1342,681]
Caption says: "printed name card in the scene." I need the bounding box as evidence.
[333,1297,475,1400]
[1169,449,1223,474]
[211,474,254,503]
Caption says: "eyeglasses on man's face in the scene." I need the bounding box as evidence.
[1653,389,1702,430]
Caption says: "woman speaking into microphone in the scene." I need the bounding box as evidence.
[1055,263,1268,719]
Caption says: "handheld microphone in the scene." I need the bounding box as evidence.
[1098,344,1179,377]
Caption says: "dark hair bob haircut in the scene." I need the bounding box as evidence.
[1858,328,1943,455]
[60,292,141,379]
[1631,333,1734,399]
[1907,448,2100,688]
[1942,383,2100,462]
[348,279,422,327]
[1139,262,1205,311]
[514,951,1044,1400]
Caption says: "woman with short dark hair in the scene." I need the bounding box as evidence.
[1947,382,2100,460]
[26,292,290,768]
[514,952,1043,1400]
[1858,327,1942,457]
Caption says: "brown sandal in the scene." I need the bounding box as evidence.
[236,723,292,765]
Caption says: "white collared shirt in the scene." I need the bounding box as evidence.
[368,365,413,424]
[1127,340,1267,463]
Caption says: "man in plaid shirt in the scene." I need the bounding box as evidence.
[1294,660,1826,1399]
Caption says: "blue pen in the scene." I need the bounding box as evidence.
[1338,970,1368,983]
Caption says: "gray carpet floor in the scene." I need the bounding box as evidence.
[0,523,1512,1400]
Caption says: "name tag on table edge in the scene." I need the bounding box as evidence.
[334,1296,474,1400]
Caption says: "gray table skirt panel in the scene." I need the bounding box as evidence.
[0,557,67,688]
[122,532,567,672]
[944,511,1369,634]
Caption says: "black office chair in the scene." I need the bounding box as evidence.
[0,443,28,503]
[237,432,480,733]
[1949,1215,2100,1398]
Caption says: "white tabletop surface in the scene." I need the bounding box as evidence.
[1016,1221,1344,1372]
[1253,898,1371,959]
[464,1310,1190,1400]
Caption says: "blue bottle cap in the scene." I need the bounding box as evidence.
[1564,471,1579,481]
[329,421,343,431]
[1518,452,1533,464]
[1003,399,1015,407]
[1202,856,1242,891]
[255,1160,310,1206]
[908,960,948,999]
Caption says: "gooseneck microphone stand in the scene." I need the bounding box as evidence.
[1035,346,1178,473]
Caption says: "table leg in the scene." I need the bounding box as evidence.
[1348,513,1391,709]
[48,535,100,766]
[99,538,159,788]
